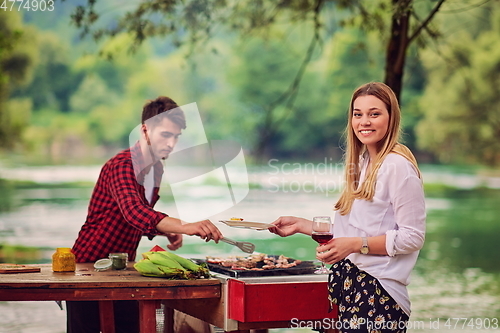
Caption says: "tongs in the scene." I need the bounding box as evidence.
[220,237,255,253]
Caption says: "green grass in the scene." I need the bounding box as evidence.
[0,243,44,264]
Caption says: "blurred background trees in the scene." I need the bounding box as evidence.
[0,0,499,167]
[68,0,450,161]
[417,6,500,166]
[0,11,37,149]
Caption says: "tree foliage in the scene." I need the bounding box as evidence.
[416,4,500,166]
[2,0,498,167]
[12,31,83,112]
[20,32,154,163]
[0,11,37,149]
[69,0,450,98]
[67,0,456,160]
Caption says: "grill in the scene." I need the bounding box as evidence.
[197,257,317,278]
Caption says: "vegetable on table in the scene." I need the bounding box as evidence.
[134,250,209,279]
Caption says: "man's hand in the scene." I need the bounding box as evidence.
[181,219,223,243]
[165,233,183,250]
[156,217,223,243]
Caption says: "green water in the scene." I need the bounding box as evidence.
[420,186,500,274]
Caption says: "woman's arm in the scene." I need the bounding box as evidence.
[318,155,425,264]
[385,158,426,256]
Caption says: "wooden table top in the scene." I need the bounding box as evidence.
[0,263,221,302]
[0,263,221,288]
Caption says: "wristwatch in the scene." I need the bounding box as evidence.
[360,237,369,254]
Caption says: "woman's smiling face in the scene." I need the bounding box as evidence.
[351,95,390,157]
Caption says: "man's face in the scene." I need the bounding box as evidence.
[145,117,182,160]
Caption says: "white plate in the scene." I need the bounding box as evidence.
[219,220,274,230]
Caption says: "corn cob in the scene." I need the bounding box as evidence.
[143,252,186,271]
[155,251,210,278]
[133,259,186,278]
[137,250,209,279]
[157,251,200,271]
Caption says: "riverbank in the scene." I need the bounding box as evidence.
[0,243,45,264]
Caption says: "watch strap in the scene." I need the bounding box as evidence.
[361,237,369,254]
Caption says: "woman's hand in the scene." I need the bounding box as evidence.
[317,235,388,264]
[270,216,313,237]
[316,237,361,265]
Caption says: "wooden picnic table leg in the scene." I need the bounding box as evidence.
[163,304,174,333]
[99,300,115,333]
[138,300,159,333]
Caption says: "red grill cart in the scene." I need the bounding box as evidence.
[167,273,338,332]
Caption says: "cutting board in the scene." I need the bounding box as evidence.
[0,264,41,274]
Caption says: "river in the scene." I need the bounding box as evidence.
[0,163,499,333]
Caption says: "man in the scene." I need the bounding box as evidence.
[68,96,223,333]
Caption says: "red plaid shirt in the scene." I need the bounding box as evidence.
[72,143,167,262]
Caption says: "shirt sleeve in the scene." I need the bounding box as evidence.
[384,156,426,257]
[107,160,167,236]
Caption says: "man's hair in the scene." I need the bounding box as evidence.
[141,96,187,129]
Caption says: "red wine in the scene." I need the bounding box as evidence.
[312,232,333,244]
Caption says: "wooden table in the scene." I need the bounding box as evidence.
[0,263,221,333]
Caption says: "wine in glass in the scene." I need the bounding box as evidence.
[312,216,333,274]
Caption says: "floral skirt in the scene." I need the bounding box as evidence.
[328,259,409,333]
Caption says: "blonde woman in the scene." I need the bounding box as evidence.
[271,82,426,332]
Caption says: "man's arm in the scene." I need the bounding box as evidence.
[156,216,223,243]
[107,159,223,244]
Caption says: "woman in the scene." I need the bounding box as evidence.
[271,82,425,332]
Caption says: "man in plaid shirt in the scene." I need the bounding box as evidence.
[67,96,223,333]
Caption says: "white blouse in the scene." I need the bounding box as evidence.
[333,152,426,316]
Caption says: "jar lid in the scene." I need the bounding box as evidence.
[94,258,112,271]
[109,253,128,258]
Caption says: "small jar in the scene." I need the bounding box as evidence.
[109,253,128,270]
[52,248,76,272]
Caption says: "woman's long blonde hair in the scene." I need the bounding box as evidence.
[334,82,421,215]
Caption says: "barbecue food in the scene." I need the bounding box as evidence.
[206,254,302,271]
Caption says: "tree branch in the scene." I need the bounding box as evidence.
[255,0,324,158]
[410,11,438,39]
[439,0,492,14]
[275,0,324,122]
[408,0,447,44]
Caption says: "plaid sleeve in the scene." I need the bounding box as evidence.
[107,159,167,236]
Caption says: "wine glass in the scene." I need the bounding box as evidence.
[311,216,333,274]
